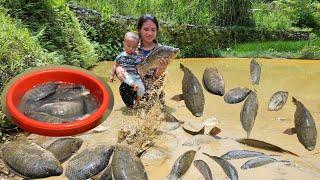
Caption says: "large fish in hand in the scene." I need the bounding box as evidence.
[137,45,179,76]
[283,97,317,151]
[171,63,205,117]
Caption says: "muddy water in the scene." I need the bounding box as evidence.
[40,58,320,179]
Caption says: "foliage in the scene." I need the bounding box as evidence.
[0,9,50,127]
[1,0,98,69]
[211,0,254,27]
[221,37,320,59]
[253,0,320,32]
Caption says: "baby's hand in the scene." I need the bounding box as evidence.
[109,76,115,82]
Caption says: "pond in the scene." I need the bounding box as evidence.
[40,58,320,179]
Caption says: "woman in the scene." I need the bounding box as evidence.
[116,14,171,109]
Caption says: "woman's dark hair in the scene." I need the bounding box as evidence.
[137,14,159,31]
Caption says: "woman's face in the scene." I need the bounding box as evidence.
[139,20,157,44]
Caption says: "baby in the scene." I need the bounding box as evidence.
[110,32,145,107]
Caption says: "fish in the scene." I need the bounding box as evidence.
[288,97,317,151]
[96,163,113,180]
[137,45,180,76]
[46,137,83,163]
[65,145,114,180]
[241,156,290,170]
[36,100,85,119]
[250,59,261,85]
[172,63,205,117]
[112,144,148,180]
[202,67,225,96]
[220,150,265,160]
[267,91,288,111]
[203,153,238,180]
[168,150,196,180]
[83,95,99,114]
[1,139,63,178]
[193,160,213,180]
[240,91,258,138]
[19,82,61,113]
[25,111,71,123]
[224,87,251,104]
[235,138,299,156]
[45,84,90,101]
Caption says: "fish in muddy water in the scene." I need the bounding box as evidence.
[284,97,317,151]
[171,63,205,117]
[236,138,299,156]
[203,153,238,180]
[268,91,288,111]
[224,87,251,104]
[250,59,261,85]
[112,144,148,180]
[1,139,63,178]
[193,159,213,180]
[168,150,196,180]
[220,150,265,160]
[241,156,290,170]
[240,91,258,138]
[65,145,114,180]
[46,137,83,163]
[202,67,225,96]
[137,45,180,76]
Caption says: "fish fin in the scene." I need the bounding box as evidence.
[208,127,221,136]
[171,94,184,101]
[136,65,147,77]
[283,128,296,135]
[180,63,185,70]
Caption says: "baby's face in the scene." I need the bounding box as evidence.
[124,37,138,55]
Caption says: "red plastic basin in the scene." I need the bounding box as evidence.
[4,65,114,136]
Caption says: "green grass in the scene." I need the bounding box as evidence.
[221,40,320,59]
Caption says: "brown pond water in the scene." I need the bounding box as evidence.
[15,58,320,179]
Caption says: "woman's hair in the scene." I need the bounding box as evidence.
[137,14,159,31]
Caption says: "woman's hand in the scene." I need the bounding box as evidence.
[115,66,126,81]
[156,57,170,78]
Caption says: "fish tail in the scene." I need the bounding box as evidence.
[292,97,298,105]
[180,63,185,70]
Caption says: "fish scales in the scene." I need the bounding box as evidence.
[111,145,148,180]
[168,150,196,180]
[224,87,251,104]
[293,97,317,151]
[1,140,63,178]
[180,63,205,117]
[204,153,238,180]
[250,59,261,85]
[65,145,114,180]
[221,150,265,160]
[193,159,213,180]
[240,91,258,138]
[202,67,225,96]
[268,91,288,111]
